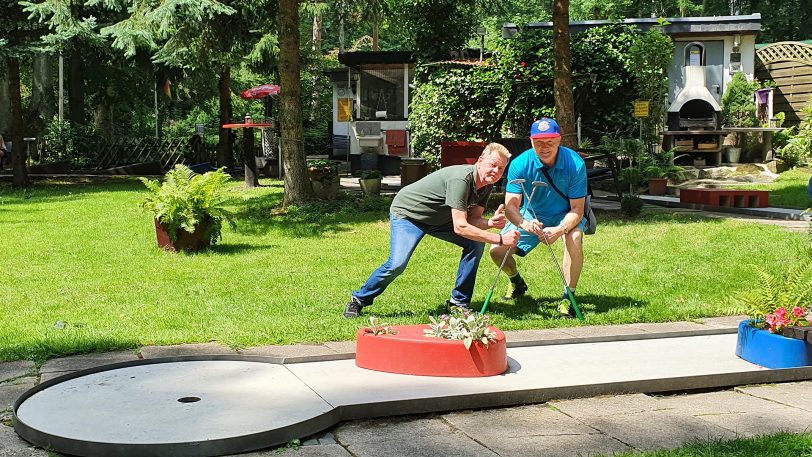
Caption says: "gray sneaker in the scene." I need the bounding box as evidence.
[343,297,364,318]
[446,300,471,312]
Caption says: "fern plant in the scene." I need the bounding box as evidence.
[140,165,236,245]
[735,257,812,330]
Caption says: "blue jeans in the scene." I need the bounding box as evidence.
[353,212,485,307]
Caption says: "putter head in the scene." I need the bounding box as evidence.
[509,178,526,185]
[532,181,547,188]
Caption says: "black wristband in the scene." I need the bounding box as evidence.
[499,234,503,246]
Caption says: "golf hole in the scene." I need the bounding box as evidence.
[177,396,201,403]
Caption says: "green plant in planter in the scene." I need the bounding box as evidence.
[307,159,339,183]
[735,256,812,333]
[639,149,686,182]
[139,164,236,245]
[358,169,382,180]
[423,308,497,349]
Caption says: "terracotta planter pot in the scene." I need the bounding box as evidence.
[355,324,508,377]
[735,320,812,369]
[308,167,339,200]
[154,217,214,252]
[648,177,668,196]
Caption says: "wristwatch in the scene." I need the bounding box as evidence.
[559,224,569,235]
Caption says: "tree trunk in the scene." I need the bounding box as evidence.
[553,0,577,149]
[9,58,30,188]
[68,51,85,127]
[243,127,259,188]
[29,53,54,136]
[217,65,233,168]
[338,7,345,53]
[279,0,314,204]
[309,1,322,122]
[372,20,380,51]
[0,55,11,133]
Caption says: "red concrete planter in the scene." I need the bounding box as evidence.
[154,217,213,252]
[355,324,508,377]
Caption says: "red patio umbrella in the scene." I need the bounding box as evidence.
[240,84,281,100]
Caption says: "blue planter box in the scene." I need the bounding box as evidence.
[735,320,812,369]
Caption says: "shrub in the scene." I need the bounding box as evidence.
[139,165,236,245]
[620,193,644,217]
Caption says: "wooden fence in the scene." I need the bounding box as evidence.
[756,41,812,126]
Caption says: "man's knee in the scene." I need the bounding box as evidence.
[564,229,584,252]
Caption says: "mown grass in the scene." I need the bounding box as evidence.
[0,177,808,362]
[731,167,812,209]
[603,432,812,456]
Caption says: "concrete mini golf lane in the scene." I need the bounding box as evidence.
[14,335,812,457]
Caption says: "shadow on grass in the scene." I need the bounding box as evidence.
[0,178,146,206]
[594,208,728,228]
[209,243,280,255]
[477,293,647,319]
[234,192,392,238]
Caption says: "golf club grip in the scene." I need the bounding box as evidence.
[481,290,494,314]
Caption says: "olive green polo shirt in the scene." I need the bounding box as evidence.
[391,164,492,226]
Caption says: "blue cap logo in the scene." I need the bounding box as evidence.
[530,117,561,139]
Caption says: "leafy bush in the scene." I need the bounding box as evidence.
[620,193,644,217]
[628,24,674,148]
[409,65,504,167]
[41,117,100,169]
[139,165,236,245]
[409,24,644,166]
[722,72,758,129]
[778,100,812,169]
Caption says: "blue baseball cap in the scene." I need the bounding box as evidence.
[530,117,561,139]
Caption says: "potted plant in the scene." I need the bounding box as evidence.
[721,72,759,163]
[139,164,236,252]
[734,258,812,369]
[355,308,507,377]
[358,169,382,196]
[639,149,686,196]
[307,159,340,200]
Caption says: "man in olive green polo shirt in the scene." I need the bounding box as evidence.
[343,143,520,318]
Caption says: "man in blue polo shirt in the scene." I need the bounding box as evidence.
[489,117,587,317]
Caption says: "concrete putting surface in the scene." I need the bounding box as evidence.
[14,334,812,457]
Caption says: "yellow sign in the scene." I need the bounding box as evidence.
[634,100,650,118]
[338,98,353,122]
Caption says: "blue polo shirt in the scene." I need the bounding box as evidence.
[505,145,587,226]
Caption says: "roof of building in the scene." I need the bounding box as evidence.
[503,14,761,38]
[338,51,415,67]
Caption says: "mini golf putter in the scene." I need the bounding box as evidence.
[521,180,584,321]
[481,178,525,314]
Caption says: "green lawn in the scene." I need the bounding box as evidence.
[732,167,812,209]
[602,432,812,456]
[0,177,808,362]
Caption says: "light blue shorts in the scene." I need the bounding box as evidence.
[500,210,586,257]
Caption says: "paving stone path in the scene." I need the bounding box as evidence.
[3,316,812,456]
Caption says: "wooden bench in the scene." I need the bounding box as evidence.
[680,188,769,208]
